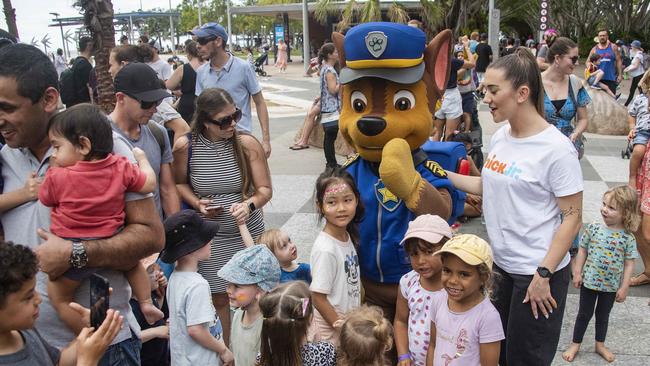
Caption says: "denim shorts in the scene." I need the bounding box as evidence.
[633,129,650,146]
[99,331,142,366]
[587,75,597,86]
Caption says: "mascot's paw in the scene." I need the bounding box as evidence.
[379,138,425,209]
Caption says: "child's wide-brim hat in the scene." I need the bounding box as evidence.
[160,209,219,263]
[435,234,493,269]
[399,214,453,246]
[217,245,280,292]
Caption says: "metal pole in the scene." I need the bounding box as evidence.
[302,0,310,74]
[488,0,499,61]
[59,20,67,59]
[169,0,175,52]
[227,1,232,45]
[198,0,203,26]
[129,16,134,43]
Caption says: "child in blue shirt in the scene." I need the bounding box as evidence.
[239,225,311,284]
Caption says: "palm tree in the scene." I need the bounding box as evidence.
[74,0,116,113]
[2,0,18,38]
[41,34,52,55]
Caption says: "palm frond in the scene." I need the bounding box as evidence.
[314,0,336,25]
[336,0,359,32]
[420,0,445,32]
[360,0,381,23]
[387,2,409,24]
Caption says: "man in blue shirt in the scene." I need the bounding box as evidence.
[193,23,272,157]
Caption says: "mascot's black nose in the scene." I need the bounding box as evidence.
[357,117,386,136]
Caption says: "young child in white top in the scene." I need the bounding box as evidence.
[163,210,234,366]
[394,215,453,366]
[309,168,363,345]
[425,234,504,366]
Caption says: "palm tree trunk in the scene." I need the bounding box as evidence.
[95,5,116,113]
[78,0,116,113]
[2,0,18,38]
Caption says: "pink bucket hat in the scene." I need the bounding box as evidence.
[399,214,453,246]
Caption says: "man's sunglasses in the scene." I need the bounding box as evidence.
[125,94,162,109]
[197,36,217,46]
[207,108,242,129]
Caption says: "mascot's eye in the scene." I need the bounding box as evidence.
[351,91,368,113]
[393,90,415,111]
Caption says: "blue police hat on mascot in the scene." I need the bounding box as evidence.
[339,22,426,85]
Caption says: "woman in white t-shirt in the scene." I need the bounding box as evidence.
[446,48,583,366]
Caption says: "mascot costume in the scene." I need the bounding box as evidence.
[332,22,460,320]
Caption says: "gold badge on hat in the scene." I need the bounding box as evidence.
[365,31,388,58]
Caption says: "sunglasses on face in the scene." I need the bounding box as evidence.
[566,55,579,64]
[207,108,242,129]
[125,94,162,109]
[197,36,217,46]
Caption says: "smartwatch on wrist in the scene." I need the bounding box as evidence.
[536,266,553,278]
[248,200,256,213]
[69,241,88,269]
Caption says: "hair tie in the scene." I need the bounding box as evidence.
[301,297,310,317]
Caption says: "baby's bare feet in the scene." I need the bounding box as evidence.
[595,342,615,363]
[562,342,581,362]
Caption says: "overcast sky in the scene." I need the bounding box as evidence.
[0,0,184,53]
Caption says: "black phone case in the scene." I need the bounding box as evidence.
[89,273,110,329]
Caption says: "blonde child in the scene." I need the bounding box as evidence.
[255,281,336,366]
[628,70,650,189]
[239,226,312,284]
[162,210,234,366]
[425,234,504,366]
[338,305,394,366]
[36,104,162,333]
[310,167,363,345]
[394,215,452,366]
[218,244,281,366]
[562,186,639,363]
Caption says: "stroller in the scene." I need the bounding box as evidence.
[622,140,633,159]
[253,52,268,77]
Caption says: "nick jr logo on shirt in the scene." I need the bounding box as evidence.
[484,154,522,179]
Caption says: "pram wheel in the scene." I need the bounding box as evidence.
[261,70,267,77]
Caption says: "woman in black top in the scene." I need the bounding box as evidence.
[166,41,205,122]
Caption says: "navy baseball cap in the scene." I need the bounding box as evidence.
[339,22,426,85]
[191,22,228,43]
[114,63,171,102]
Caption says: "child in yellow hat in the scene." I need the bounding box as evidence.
[425,234,504,366]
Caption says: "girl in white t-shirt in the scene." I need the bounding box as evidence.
[309,168,363,345]
[445,49,583,365]
[425,234,504,366]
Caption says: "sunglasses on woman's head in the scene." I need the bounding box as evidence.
[207,108,242,129]
[197,36,217,46]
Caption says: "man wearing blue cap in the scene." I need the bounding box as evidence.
[192,23,272,157]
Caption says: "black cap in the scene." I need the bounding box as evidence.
[114,63,171,102]
[160,209,219,263]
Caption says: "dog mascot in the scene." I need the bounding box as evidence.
[332,22,455,320]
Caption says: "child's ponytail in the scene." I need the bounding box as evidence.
[258,282,312,366]
[338,306,393,366]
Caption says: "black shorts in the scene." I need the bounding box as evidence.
[461,92,476,114]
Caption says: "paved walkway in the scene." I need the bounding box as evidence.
[248,60,650,365]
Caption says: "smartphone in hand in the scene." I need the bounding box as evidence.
[90,274,110,329]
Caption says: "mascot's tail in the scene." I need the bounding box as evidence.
[421,141,469,222]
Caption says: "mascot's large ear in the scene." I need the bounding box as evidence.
[424,29,452,97]
[332,32,347,68]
